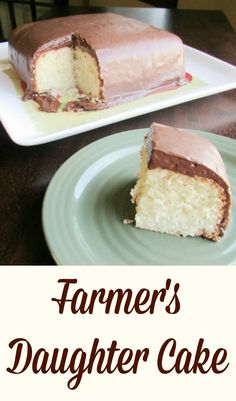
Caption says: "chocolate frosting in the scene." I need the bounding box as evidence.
[146,123,232,238]
[147,123,229,184]
[9,13,185,106]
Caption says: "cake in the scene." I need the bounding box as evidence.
[131,123,231,241]
[8,13,186,112]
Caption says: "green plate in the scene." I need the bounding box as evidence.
[42,129,236,265]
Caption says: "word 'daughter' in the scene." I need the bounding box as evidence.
[51,278,180,315]
[7,337,229,390]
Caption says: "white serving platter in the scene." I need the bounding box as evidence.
[0,42,236,146]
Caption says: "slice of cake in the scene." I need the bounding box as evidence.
[8,13,186,112]
[131,123,231,241]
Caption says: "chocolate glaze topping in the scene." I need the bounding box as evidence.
[23,91,60,112]
[9,13,185,109]
[146,123,232,238]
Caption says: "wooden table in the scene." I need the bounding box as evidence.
[0,7,236,265]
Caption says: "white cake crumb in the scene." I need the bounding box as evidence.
[123,219,134,225]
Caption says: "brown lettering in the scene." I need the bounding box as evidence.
[51,278,180,316]
[7,337,149,390]
[157,338,229,374]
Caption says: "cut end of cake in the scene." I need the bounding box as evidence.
[34,42,102,99]
[131,164,227,241]
[131,123,232,241]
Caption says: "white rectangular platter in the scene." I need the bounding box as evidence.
[0,41,236,146]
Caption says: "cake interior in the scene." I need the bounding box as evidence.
[34,42,101,99]
[73,47,100,98]
[131,147,226,240]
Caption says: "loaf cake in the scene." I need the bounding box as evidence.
[8,13,186,112]
[131,123,231,241]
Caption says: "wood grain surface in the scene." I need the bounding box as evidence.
[0,8,236,265]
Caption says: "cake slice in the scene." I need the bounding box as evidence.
[8,13,186,112]
[131,123,231,241]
